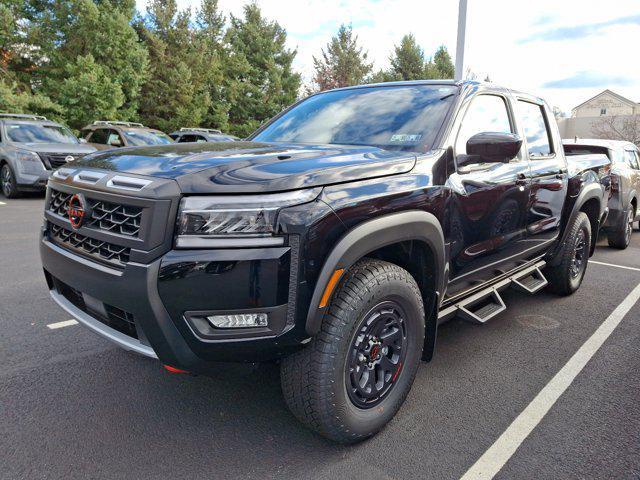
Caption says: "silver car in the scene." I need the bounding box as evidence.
[0,114,96,198]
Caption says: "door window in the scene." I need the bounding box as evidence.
[455,95,513,156]
[178,134,198,143]
[517,101,553,157]
[106,130,123,147]
[625,150,640,169]
[89,129,109,144]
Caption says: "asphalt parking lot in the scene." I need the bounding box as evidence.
[2,196,639,480]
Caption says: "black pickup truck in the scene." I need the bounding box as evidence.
[40,80,610,443]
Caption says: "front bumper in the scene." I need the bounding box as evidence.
[41,230,306,373]
[16,169,49,190]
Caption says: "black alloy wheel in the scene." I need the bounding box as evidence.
[570,228,588,279]
[346,301,408,409]
[545,211,591,296]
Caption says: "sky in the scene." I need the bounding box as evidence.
[136,0,640,114]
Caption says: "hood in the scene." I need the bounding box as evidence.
[73,141,416,193]
[18,142,97,155]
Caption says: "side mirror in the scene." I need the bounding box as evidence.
[109,138,123,147]
[78,138,87,144]
[460,132,522,166]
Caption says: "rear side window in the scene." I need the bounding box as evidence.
[563,144,609,159]
[625,150,640,169]
[89,129,109,144]
[455,95,512,155]
[517,100,553,157]
[106,130,123,146]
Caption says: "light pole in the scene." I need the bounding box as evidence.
[455,0,468,81]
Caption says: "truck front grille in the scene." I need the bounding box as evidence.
[49,189,143,238]
[50,223,131,267]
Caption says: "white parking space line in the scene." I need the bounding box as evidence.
[0,201,6,205]
[589,260,640,273]
[46,319,78,330]
[460,281,640,480]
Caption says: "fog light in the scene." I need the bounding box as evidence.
[207,313,268,329]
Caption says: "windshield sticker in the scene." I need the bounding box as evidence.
[390,134,422,143]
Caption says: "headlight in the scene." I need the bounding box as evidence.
[176,188,321,248]
[16,150,41,162]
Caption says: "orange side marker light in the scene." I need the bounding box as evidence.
[319,268,344,308]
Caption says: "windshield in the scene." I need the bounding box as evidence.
[123,130,173,146]
[252,84,457,152]
[5,123,79,144]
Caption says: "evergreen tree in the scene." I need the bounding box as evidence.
[366,69,395,84]
[194,0,229,130]
[312,24,372,91]
[0,80,63,119]
[57,55,125,128]
[433,45,454,78]
[425,45,455,79]
[0,1,19,78]
[137,0,211,132]
[389,34,424,81]
[35,0,148,122]
[0,1,44,93]
[224,4,301,137]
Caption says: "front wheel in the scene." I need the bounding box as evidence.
[1,164,20,199]
[281,259,425,443]
[545,212,591,296]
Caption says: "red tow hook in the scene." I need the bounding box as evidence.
[163,364,190,374]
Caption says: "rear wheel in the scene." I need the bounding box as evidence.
[607,206,634,249]
[280,259,425,444]
[545,212,591,296]
[1,164,20,199]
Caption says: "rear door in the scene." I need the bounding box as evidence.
[517,99,567,251]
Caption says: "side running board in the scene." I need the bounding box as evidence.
[438,261,547,325]
[456,288,506,324]
[511,266,548,294]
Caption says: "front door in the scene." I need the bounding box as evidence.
[447,93,531,295]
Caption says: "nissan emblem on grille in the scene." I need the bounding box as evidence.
[67,193,91,229]
[64,155,75,162]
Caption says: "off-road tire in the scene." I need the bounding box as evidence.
[545,212,591,296]
[607,205,634,249]
[1,164,20,199]
[280,259,425,444]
